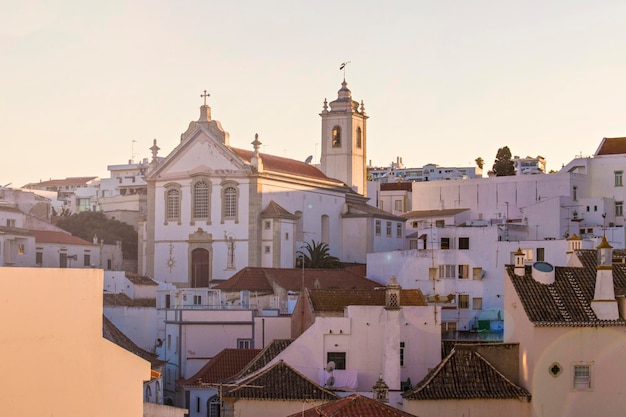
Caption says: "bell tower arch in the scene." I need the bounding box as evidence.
[320,80,368,196]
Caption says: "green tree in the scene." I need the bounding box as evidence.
[492,146,516,176]
[55,211,138,260]
[297,240,342,269]
[475,157,484,169]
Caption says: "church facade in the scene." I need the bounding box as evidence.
[139,82,404,286]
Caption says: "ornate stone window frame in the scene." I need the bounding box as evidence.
[190,176,211,225]
[221,180,239,224]
[164,182,181,225]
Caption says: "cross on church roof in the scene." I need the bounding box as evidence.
[201,90,210,106]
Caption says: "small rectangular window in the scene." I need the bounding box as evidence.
[458,294,469,309]
[409,240,418,249]
[473,297,483,310]
[375,220,381,236]
[573,364,591,389]
[6,219,16,228]
[435,220,445,228]
[536,247,545,262]
[394,200,403,211]
[396,223,402,238]
[399,342,406,367]
[17,244,25,255]
[193,295,202,305]
[327,352,346,370]
[441,237,450,249]
[458,264,469,279]
[264,246,271,254]
[264,220,271,230]
[36,252,43,265]
[458,237,470,250]
[616,201,623,217]
[237,339,252,349]
[386,221,392,237]
[615,171,623,186]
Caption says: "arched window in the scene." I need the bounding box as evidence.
[221,182,239,223]
[208,395,220,417]
[165,187,180,222]
[193,180,210,220]
[332,126,341,147]
[356,127,362,148]
[145,385,152,401]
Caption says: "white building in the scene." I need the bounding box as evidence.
[368,159,482,183]
[140,82,404,286]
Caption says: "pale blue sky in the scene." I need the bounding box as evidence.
[2,1,626,187]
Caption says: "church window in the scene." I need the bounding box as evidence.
[375,220,381,236]
[332,126,341,147]
[386,221,392,237]
[164,184,181,223]
[356,127,362,148]
[221,182,239,223]
[192,180,210,220]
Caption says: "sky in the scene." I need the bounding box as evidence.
[3,1,626,188]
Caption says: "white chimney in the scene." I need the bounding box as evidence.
[591,236,619,320]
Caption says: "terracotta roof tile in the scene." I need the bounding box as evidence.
[231,148,337,183]
[308,288,426,313]
[230,339,294,380]
[595,137,626,156]
[403,345,531,400]
[31,229,95,246]
[23,176,98,188]
[179,348,262,388]
[260,200,298,219]
[125,272,158,286]
[103,293,156,307]
[507,249,626,326]
[401,208,470,219]
[224,360,337,401]
[380,182,413,191]
[288,393,418,417]
[214,267,380,292]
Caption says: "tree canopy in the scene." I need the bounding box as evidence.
[297,240,342,269]
[475,157,484,169]
[55,211,138,260]
[492,146,516,176]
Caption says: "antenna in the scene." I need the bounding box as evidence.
[304,155,313,164]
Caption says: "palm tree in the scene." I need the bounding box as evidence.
[297,240,342,269]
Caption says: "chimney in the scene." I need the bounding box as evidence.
[591,235,619,320]
[566,234,583,267]
[514,248,525,277]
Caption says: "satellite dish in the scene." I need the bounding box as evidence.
[325,361,336,372]
[304,155,313,164]
[326,375,335,387]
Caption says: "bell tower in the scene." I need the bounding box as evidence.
[320,80,368,195]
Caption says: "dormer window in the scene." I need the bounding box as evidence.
[332,126,341,147]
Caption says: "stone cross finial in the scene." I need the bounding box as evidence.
[201,90,210,106]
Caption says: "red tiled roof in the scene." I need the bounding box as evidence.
[224,360,337,401]
[214,267,380,292]
[508,249,626,326]
[595,137,626,156]
[288,393,418,417]
[179,348,262,388]
[230,339,294,380]
[231,148,337,183]
[380,182,412,191]
[308,288,426,313]
[403,344,531,401]
[401,208,469,219]
[260,201,298,219]
[31,229,95,246]
[23,176,97,188]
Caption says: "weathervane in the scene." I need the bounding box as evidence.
[339,61,351,80]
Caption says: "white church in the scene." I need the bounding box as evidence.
[138,81,404,286]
